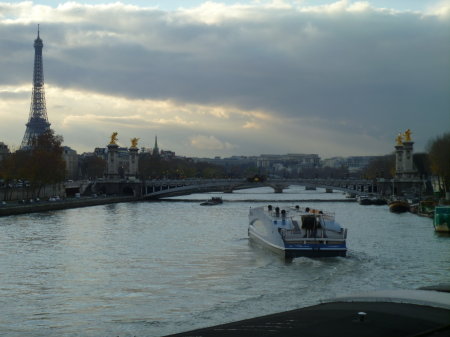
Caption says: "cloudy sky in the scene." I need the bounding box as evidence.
[0,1,449,158]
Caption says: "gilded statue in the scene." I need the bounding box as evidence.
[110,132,118,145]
[404,129,412,142]
[131,137,139,148]
[396,133,403,145]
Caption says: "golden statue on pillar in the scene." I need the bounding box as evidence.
[109,132,118,145]
[130,137,139,148]
[404,129,412,142]
[396,133,403,145]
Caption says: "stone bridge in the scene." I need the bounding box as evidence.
[141,178,384,199]
[77,177,424,200]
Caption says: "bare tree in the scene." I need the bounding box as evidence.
[427,132,450,195]
[28,130,66,197]
[80,156,106,179]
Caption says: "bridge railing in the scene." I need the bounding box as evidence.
[140,178,382,199]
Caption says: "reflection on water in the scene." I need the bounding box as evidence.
[0,187,448,337]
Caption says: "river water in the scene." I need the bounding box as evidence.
[0,186,448,337]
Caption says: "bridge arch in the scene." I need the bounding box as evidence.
[122,185,135,196]
[141,179,381,199]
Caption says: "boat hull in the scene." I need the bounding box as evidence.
[389,201,410,213]
[285,246,347,258]
[434,224,450,232]
[249,228,347,258]
[434,206,450,232]
[358,198,372,205]
[372,198,387,205]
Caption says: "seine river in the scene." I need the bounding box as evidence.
[0,186,448,337]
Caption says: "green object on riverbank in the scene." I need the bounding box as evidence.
[434,206,450,232]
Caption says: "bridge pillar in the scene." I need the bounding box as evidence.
[273,184,285,193]
[128,146,139,178]
[106,143,119,179]
[224,185,237,193]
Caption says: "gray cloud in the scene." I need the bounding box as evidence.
[0,1,449,157]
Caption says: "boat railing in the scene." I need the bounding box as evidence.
[321,213,335,221]
[290,207,335,221]
[266,206,336,221]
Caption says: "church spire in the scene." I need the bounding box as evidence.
[152,135,159,156]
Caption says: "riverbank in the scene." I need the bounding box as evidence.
[0,195,138,216]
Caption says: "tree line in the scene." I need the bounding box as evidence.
[0,130,66,199]
[138,153,227,180]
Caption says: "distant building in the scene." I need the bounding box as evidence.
[257,154,320,176]
[160,150,176,160]
[140,147,152,154]
[139,137,162,157]
[0,142,10,162]
[322,157,346,168]
[198,156,257,167]
[194,154,322,177]
[322,156,380,172]
[138,136,174,159]
[346,156,380,173]
[93,147,107,159]
[62,146,79,180]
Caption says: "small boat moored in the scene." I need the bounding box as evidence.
[434,206,450,232]
[388,199,410,213]
[418,200,436,218]
[248,205,347,259]
[200,197,223,206]
[357,195,386,205]
[357,195,372,205]
[371,196,387,205]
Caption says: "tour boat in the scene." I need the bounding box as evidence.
[248,205,348,259]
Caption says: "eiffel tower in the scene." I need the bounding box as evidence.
[21,25,51,149]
